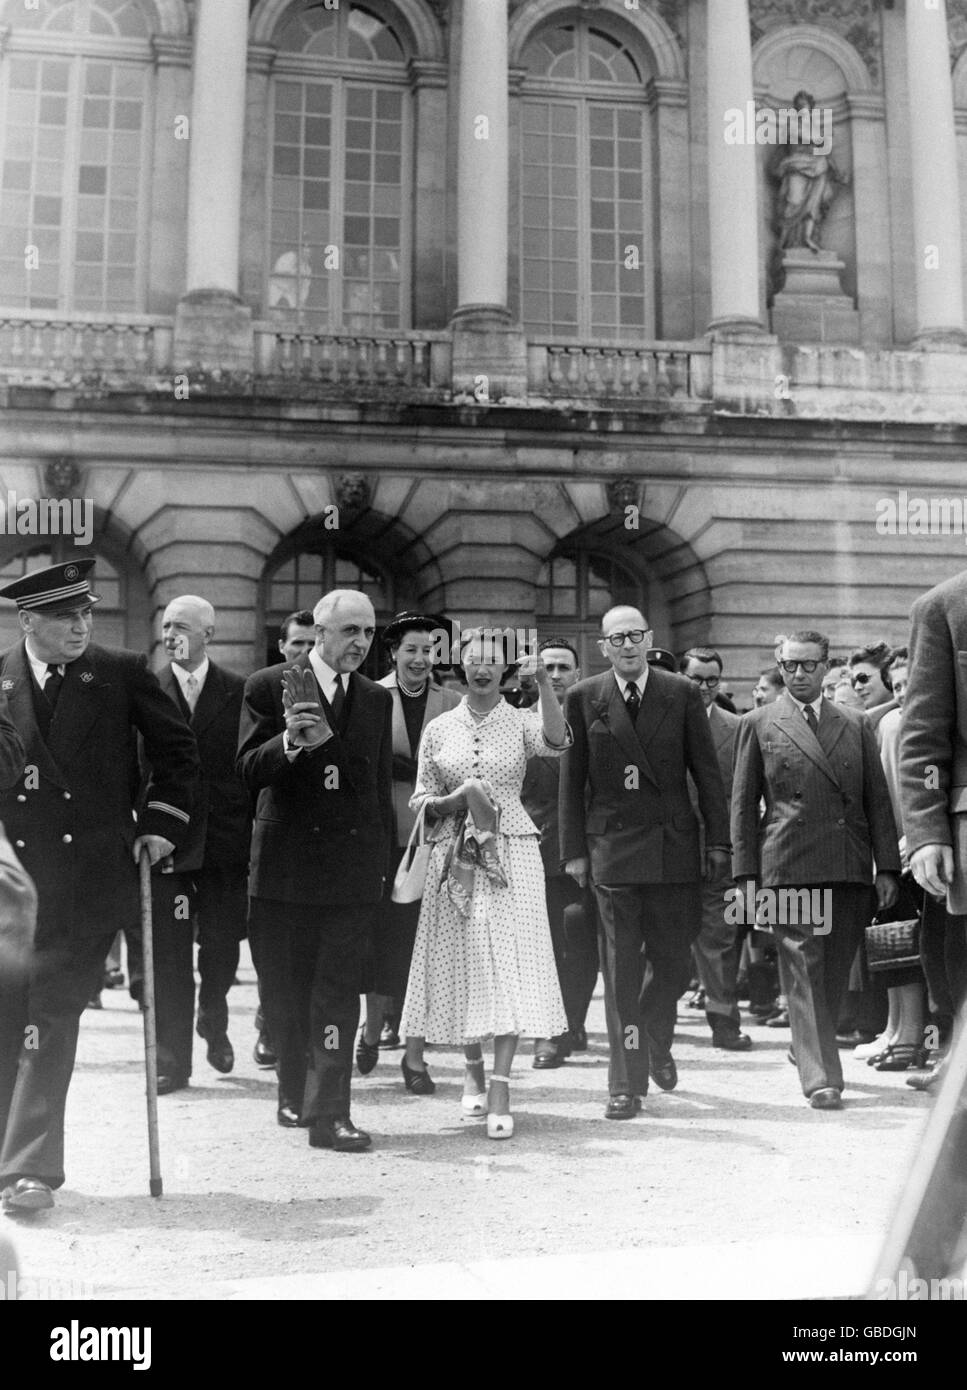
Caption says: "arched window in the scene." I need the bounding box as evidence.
[536,549,646,674]
[0,0,153,312]
[0,544,148,653]
[519,17,651,340]
[267,2,410,331]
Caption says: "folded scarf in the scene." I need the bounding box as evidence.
[440,807,508,918]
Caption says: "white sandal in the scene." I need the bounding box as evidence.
[461,1059,488,1120]
[486,1074,514,1140]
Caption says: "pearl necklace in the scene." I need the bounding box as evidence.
[397,677,427,698]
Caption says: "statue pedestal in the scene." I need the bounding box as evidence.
[771,250,860,345]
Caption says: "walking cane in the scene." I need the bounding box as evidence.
[138,846,163,1197]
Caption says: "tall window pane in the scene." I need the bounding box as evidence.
[520,20,648,341]
[269,3,408,331]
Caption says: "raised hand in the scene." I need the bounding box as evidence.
[281,666,332,747]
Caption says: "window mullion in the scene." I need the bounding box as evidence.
[60,57,83,310]
[578,100,592,340]
[333,78,346,329]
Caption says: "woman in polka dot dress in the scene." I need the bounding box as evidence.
[399,630,571,1138]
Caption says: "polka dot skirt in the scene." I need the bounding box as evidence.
[400,698,569,1045]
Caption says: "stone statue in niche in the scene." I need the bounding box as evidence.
[773,91,848,253]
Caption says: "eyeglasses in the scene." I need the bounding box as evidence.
[602,630,647,648]
[850,672,874,687]
[778,660,823,674]
[687,674,720,688]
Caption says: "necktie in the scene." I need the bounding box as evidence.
[329,676,346,725]
[45,664,64,710]
[804,704,819,736]
[185,673,199,712]
[625,682,640,720]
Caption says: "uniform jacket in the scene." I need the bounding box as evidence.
[559,666,730,885]
[900,570,967,853]
[378,671,461,844]
[0,697,24,789]
[731,692,900,886]
[237,654,393,907]
[0,640,199,943]
[156,661,252,872]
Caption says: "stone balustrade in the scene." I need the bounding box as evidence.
[0,314,173,383]
[251,326,452,392]
[527,340,712,405]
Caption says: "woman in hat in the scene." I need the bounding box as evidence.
[399,628,571,1138]
[355,612,461,1087]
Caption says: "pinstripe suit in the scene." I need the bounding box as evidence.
[732,693,900,1095]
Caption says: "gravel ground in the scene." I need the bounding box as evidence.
[4,947,932,1299]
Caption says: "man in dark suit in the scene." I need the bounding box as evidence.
[238,588,393,1152]
[144,595,252,1093]
[522,637,599,1069]
[560,606,730,1119]
[0,560,198,1212]
[732,630,900,1109]
[680,647,751,1050]
[900,572,967,1064]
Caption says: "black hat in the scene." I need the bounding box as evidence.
[0,558,101,613]
[646,647,677,673]
[382,610,452,649]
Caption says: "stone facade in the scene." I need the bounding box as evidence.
[1,0,966,700]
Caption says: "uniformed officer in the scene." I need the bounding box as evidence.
[0,559,199,1213]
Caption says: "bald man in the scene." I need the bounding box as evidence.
[141,595,253,1091]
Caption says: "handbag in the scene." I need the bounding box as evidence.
[391,801,432,904]
[865,914,921,973]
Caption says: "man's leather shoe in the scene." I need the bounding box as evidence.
[308,1117,372,1152]
[809,1087,843,1110]
[277,1105,302,1128]
[356,1035,380,1075]
[157,1073,188,1095]
[379,1022,401,1049]
[532,1041,564,1069]
[253,1034,277,1069]
[197,1027,233,1075]
[2,1178,54,1212]
[765,1009,790,1028]
[568,1025,588,1052]
[649,1055,678,1091]
[711,1027,753,1051]
[605,1094,642,1120]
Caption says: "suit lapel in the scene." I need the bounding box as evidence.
[45,649,103,773]
[190,662,224,736]
[773,698,841,787]
[590,674,660,791]
[160,664,191,722]
[709,703,731,752]
[1,640,67,788]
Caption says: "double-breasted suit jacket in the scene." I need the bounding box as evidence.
[560,666,731,886]
[0,640,200,945]
[900,569,967,911]
[237,653,394,907]
[157,661,252,873]
[731,692,901,887]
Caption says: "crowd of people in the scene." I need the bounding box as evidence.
[0,558,964,1213]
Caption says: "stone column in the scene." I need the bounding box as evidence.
[906,0,966,346]
[148,37,191,316]
[174,0,253,372]
[409,59,449,328]
[705,0,764,335]
[450,0,526,398]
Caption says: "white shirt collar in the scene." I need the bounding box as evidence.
[171,655,209,696]
[614,667,649,699]
[309,649,346,699]
[25,642,64,687]
[787,691,824,720]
